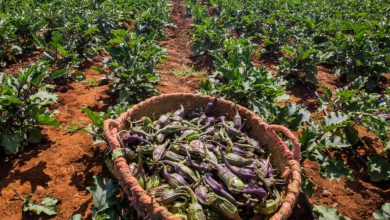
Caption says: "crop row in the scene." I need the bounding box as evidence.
[0,0,169,155]
[184,0,390,186]
[186,0,389,89]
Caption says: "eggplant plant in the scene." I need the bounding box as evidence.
[105,29,166,104]
[0,61,59,154]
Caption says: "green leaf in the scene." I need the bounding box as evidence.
[373,203,390,220]
[90,67,106,74]
[301,173,314,196]
[1,131,23,154]
[23,195,59,216]
[321,158,353,181]
[71,71,86,82]
[27,128,42,144]
[366,156,390,182]
[313,205,350,220]
[50,69,67,79]
[318,133,351,149]
[323,112,349,130]
[343,125,359,146]
[87,176,118,219]
[35,114,60,127]
[29,90,58,106]
[69,214,82,220]
[81,107,104,127]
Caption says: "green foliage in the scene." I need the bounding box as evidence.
[318,77,389,144]
[373,203,390,220]
[186,0,390,88]
[300,173,314,196]
[87,176,137,220]
[65,122,84,134]
[199,37,286,108]
[69,214,82,220]
[320,158,354,181]
[134,0,170,39]
[0,61,58,154]
[366,156,390,182]
[23,195,59,216]
[299,77,389,162]
[1,0,138,72]
[313,205,350,220]
[279,43,319,87]
[87,176,119,220]
[83,78,100,88]
[253,102,310,130]
[106,29,166,103]
[82,103,128,144]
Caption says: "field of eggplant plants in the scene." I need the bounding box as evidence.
[0,0,389,219]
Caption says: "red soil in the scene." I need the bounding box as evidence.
[157,0,203,94]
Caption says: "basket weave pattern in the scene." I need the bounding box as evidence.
[104,93,301,220]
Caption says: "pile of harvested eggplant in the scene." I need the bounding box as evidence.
[115,100,284,219]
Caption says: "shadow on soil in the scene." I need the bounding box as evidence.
[0,136,53,195]
[70,145,111,191]
[289,192,316,220]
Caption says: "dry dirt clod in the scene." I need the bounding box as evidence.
[322,189,332,197]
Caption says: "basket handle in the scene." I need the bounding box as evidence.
[103,119,120,150]
[268,125,301,161]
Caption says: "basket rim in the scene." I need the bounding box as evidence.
[103,93,301,220]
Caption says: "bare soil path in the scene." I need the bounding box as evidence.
[157,0,203,94]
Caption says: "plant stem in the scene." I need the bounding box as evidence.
[12,189,26,202]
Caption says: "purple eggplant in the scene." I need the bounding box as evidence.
[232,147,255,158]
[152,141,170,161]
[207,140,249,158]
[156,133,165,144]
[207,158,244,191]
[200,117,216,130]
[220,149,257,180]
[232,185,267,200]
[203,174,242,206]
[259,158,273,177]
[195,184,211,205]
[224,153,253,166]
[122,131,151,146]
[174,104,185,117]
[161,164,189,187]
[219,116,244,137]
[162,160,199,183]
[157,113,170,128]
[198,114,207,126]
[185,148,212,171]
[197,98,218,126]
[164,150,185,162]
[155,121,182,135]
[154,187,189,204]
[205,97,218,115]
[233,108,242,130]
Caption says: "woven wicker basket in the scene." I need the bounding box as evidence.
[104,93,301,220]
